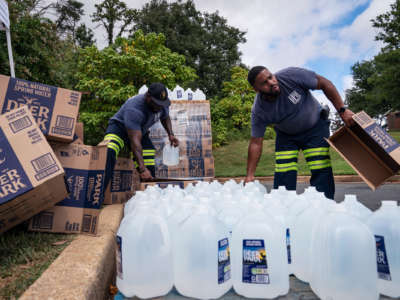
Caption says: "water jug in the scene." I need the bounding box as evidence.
[367,201,400,297]
[162,143,179,166]
[116,204,173,298]
[310,205,378,300]
[341,194,372,222]
[231,212,289,298]
[174,205,231,299]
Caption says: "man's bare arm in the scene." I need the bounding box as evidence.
[316,75,355,126]
[245,137,263,183]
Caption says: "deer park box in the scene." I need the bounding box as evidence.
[29,143,107,235]
[149,100,214,179]
[0,107,67,234]
[328,111,400,190]
[0,75,81,143]
[104,157,137,205]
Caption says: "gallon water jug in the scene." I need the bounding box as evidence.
[231,212,289,298]
[291,194,334,282]
[162,143,179,166]
[341,194,372,222]
[310,205,378,300]
[366,201,400,298]
[116,204,173,298]
[174,205,231,299]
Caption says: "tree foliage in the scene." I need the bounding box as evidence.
[131,0,246,98]
[346,0,400,117]
[91,0,135,46]
[76,30,197,145]
[211,66,274,147]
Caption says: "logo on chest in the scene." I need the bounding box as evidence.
[288,90,301,104]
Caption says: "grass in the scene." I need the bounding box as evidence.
[0,222,75,299]
[214,131,400,177]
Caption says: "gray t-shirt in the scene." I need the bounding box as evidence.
[111,94,169,134]
[251,67,321,137]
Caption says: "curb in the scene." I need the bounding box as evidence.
[20,204,123,300]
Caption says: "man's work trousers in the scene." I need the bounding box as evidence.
[103,120,156,191]
[273,116,335,199]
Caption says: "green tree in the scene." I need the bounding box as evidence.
[211,66,274,147]
[131,0,246,98]
[346,0,400,117]
[76,30,197,145]
[55,0,84,40]
[91,0,135,46]
[75,23,95,48]
[0,1,67,86]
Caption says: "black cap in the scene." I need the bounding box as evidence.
[148,83,170,107]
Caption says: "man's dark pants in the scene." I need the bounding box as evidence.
[273,115,335,199]
[103,120,156,191]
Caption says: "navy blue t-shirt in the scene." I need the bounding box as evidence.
[110,94,169,134]
[251,67,321,137]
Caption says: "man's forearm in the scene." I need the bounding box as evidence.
[161,117,174,136]
[320,78,345,111]
[247,138,263,177]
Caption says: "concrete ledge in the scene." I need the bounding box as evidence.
[20,204,123,300]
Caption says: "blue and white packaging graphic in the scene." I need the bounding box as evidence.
[0,74,81,142]
[0,107,67,234]
[29,143,107,235]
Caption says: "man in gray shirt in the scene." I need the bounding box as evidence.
[245,66,354,199]
[102,82,179,189]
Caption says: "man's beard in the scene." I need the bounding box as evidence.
[260,89,280,101]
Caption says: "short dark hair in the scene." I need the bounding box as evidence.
[247,66,267,86]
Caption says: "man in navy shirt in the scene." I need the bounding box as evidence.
[102,82,179,188]
[245,66,354,199]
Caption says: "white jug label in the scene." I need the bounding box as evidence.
[375,235,392,281]
[218,238,231,284]
[177,90,182,99]
[286,228,292,264]
[242,239,270,284]
[116,235,123,279]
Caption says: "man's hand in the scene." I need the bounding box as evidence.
[139,168,153,181]
[244,175,255,184]
[340,109,355,127]
[169,135,179,147]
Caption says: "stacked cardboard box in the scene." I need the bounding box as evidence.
[0,75,81,143]
[149,100,214,179]
[29,143,107,235]
[104,157,138,205]
[0,107,67,234]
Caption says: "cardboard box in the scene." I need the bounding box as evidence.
[327,111,400,190]
[0,75,81,143]
[104,157,136,205]
[74,121,84,142]
[29,143,107,235]
[149,100,214,179]
[0,107,67,234]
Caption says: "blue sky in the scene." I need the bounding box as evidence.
[82,0,394,110]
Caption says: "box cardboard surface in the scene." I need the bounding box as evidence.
[0,75,81,143]
[29,143,107,235]
[104,157,136,205]
[328,111,400,190]
[73,121,84,142]
[0,107,67,234]
[149,100,214,179]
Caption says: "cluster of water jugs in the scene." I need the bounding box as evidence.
[116,180,400,299]
[139,85,207,101]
